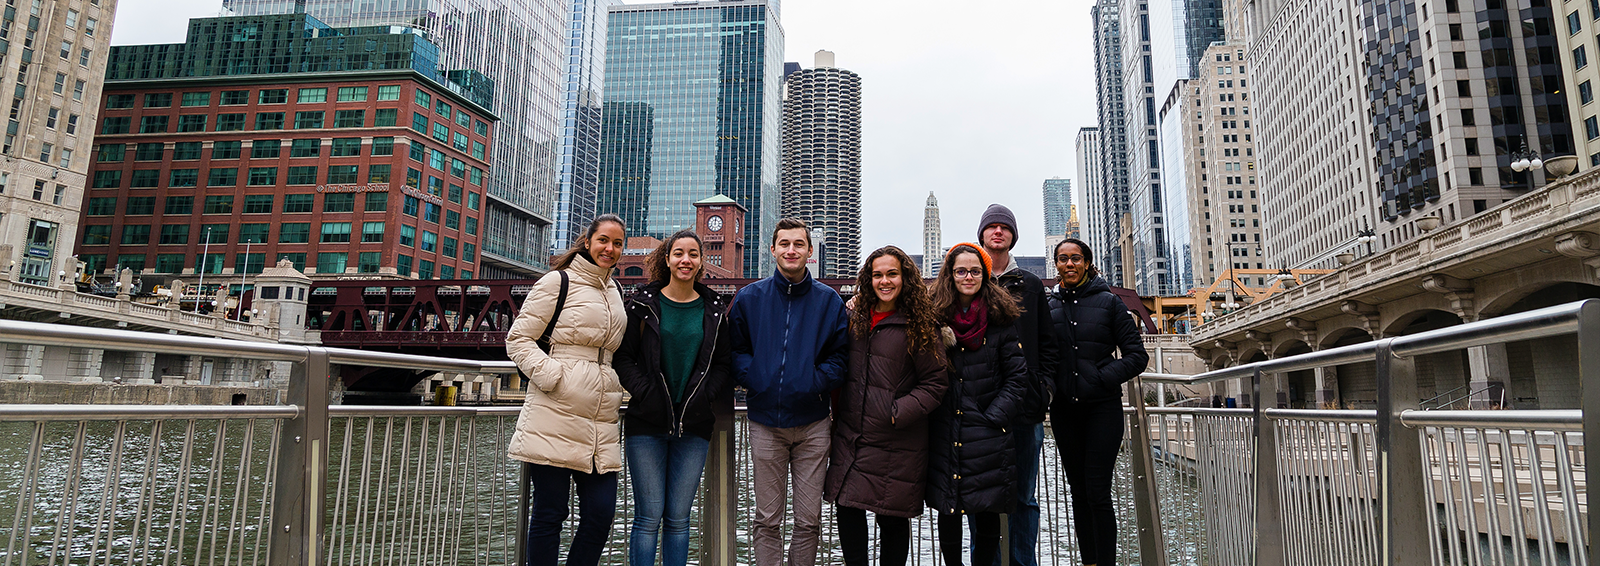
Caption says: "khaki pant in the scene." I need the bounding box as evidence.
[749,418,831,566]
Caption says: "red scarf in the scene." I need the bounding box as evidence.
[949,296,987,350]
[870,308,896,329]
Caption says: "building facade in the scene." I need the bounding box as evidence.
[223,0,567,278]
[1042,177,1072,237]
[1559,0,1600,171]
[1075,128,1103,257]
[923,191,940,278]
[1183,44,1264,288]
[78,14,495,283]
[600,0,783,278]
[552,0,618,254]
[1091,1,1130,287]
[0,0,118,287]
[780,50,861,278]
[1120,0,1169,295]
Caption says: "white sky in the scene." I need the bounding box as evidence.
[109,0,1098,261]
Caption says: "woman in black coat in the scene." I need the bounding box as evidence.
[925,242,1030,566]
[1048,238,1149,566]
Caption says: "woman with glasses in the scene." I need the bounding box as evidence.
[925,242,1030,566]
[1047,238,1148,566]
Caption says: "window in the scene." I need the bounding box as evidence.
[139,116,169,133]
[316,253,347,274]
[82,224,111,245]
[377,85,401,101]
[164,196,193,215]
[86,18,98,37]
[334,110,364,128]
[445,209,460,229]
[362,222,385,243]
[283,194,314,213]
[453,132,469,151]
[415,90,431,108]
[235,253,265,274]
[455,110,471,127]
[259,88,287,104]
[243,194,273,213]
[474,120,488,137]
[144,93,171,108]
[440,266,455,280]
[365,192,387,211]
[421,230,437,252]
[215,113,246,131]
[126,196,156,215]
[331,138,361,156]
[372,137,394,156]
[173,141,202,160]
[117,254,148,272]
[290,138,320,157]
[297,88,327,104]
[400,225,416,247]
[247,167,277,186]
[286,166,317,185]
[396,254,412,276]
[130,170,160,188]
[72,80,84,101]
[65,10,77,27]
[154,254,185,273]
[430,149,446,170]
[203,195,233,214]
[86,197,116,215]
[1571,11,1583,34]
[134,143,164,161]
[464,216,477,235]
[1587,116,1599,140]
[472,141,486,160]
[159,224,189,245]
[279,223,310,243]
[410,142,426,162]
[277,253,306,271]
[294,111,324,129]
[51,73,63,94]
[1577,45,1590,69]
[1583,80,1594,104]
[403,195,419,217]
[120,224,150,245]
[92,170,121,188]
[200,224,229,244]
[207,167,238,186]
[320,222,352,243]
[327,165,358,184]
[239,223,270,244]
[79,48,90,67]
[470,168,483,186]
[108,93,135,109]
[336,86,368,102]
[467,192,479,211]
[169,169,198,187]
[180,92,209,107]
[442,236,457,258]
[255,112,285,130]
[100,117,130,134]
[1461,108,1476,126]
[432,123,449,142]
[358,252,381,273]
[411,112,428,134]
[212,141,241,160]
[374,108,397,127]
[1469,167,1484,185]
[368,164,391,183]
[221,90,249,105]
[462,243,475,263]
[435,100,452,117]
[251,139,281,159]
[323,193,355,212]
[418,260,434,280]
[450,159,466,178]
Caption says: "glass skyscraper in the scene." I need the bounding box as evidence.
[223,0,569,277]
[553,0,618,253]
[600,0,784,278]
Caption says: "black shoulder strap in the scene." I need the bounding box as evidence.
[536,271,570,350]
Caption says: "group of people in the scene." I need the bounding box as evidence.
[503,204,1149,566]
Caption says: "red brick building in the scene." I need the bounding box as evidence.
[77,72,495,282]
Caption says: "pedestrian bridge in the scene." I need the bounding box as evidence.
[0,300,1592,565]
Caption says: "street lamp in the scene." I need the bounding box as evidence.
[1510,136,1543,173]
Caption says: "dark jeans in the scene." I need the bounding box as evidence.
[836,505,910,566]
[626,433,711,566]
[525,462,618,566]
[1054,400,1125,566]
[1008,422,1044,566]
[937,512,999,566]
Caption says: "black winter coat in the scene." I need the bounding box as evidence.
[1047,275,1149,404]
[997,266,1063,423]
[613,281,734,440]
[925,321,1031,515]
[824,312,948,518]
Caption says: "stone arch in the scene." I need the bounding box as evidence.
[1488,282,1600,409]
[1383,308,1464,337]
[1318,327,1376,408]
[1478,279,1600,318]
[1318,326,1373,350]
[1385,309,1470,406]
[1274,339,1315,408]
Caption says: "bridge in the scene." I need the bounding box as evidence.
[0,300,1590,565]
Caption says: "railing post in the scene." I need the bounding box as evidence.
[1125,375,1168,566]
[1252,367,1285,566]
[270,346,328,566]
[1579,300,1598,554]
[516,462,531,566]
[698,397,737,564]
[1375,340,1428,566]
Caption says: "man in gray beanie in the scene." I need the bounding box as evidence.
[977,203,1060,566]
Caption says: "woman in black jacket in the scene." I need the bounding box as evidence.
[612,229,734,566]
[1048,238,1149,566]
[925,242,1031,566]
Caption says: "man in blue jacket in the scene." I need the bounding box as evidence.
[730,217,850,566]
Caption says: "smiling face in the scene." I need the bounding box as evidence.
[771,228,813,278]
[869,254,903,311]
[667,236,702,283]
[586,221,625,269]
[981,223,1014,254]
[950,252,985,298]
[1055,242,1088,287]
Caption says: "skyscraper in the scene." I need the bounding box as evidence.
[600,0,784,278]
[1075,127,1103,256]
[1092,0,1130,288]
[1042,177,1072,256]
[223,0,570,277]
[552,0,619,254]
[1183,44,1263,288]
[1121,0,1163,295]
[923,192,941,278]
[781,50,862,278]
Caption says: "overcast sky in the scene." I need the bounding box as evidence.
[110,0,1098,261]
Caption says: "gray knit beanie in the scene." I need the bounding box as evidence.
[977,204,1018,250]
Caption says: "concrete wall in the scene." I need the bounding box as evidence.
[0,381,282,404]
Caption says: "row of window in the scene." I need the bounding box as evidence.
[84,193,480,233]
[101,108,397,134]
[95,138,488,175]
[91,164,485,197]
[82,222,475,259]
[105,86,490,134]
[82,252,471,280]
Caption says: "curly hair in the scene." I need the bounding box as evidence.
[931,243,1020,325]
[645,229,704,285]
[850,246,943,360]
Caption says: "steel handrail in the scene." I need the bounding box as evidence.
[0,403,303,421]
[1398,409,1583,430]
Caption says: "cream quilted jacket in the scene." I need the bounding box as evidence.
[505,254,627,474]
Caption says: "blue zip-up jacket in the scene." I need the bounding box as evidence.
[730,269,850,429]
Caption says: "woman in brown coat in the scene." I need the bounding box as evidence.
[825,246,948,566]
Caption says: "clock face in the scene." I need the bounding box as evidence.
[706,215,724,232]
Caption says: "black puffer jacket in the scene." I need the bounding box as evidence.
[1047,275,1149,404]
[997,266,1062,424]
[926,321,1030,515]
[613,281,734,440]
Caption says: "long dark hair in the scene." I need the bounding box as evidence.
[1053,237,1100,280]
[850,246,943,359]
[645,229,703,285]
[552,213,626,271]
[931,243,1019,325]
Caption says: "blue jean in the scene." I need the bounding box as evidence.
[626,433,711,566]
[1007,422,1044,566]
[525,463,618,566]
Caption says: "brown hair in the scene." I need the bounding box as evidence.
[850,246,943,360]
[645,229,704,285]
[1053,237,1101,280]
[552,213,626,271]
[932,243,1020,324]
[771,217,811,246]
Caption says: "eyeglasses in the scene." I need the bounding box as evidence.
[952,268,985,279]
[1056,255,1087,264]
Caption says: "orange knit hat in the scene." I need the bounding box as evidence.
[944,242,992,277]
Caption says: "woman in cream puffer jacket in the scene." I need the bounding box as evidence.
[505,213,628,566]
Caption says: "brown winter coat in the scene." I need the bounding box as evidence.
[505,254,627,474]
[824,312,948,517]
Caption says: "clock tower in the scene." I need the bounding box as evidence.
[694,194,747,279]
